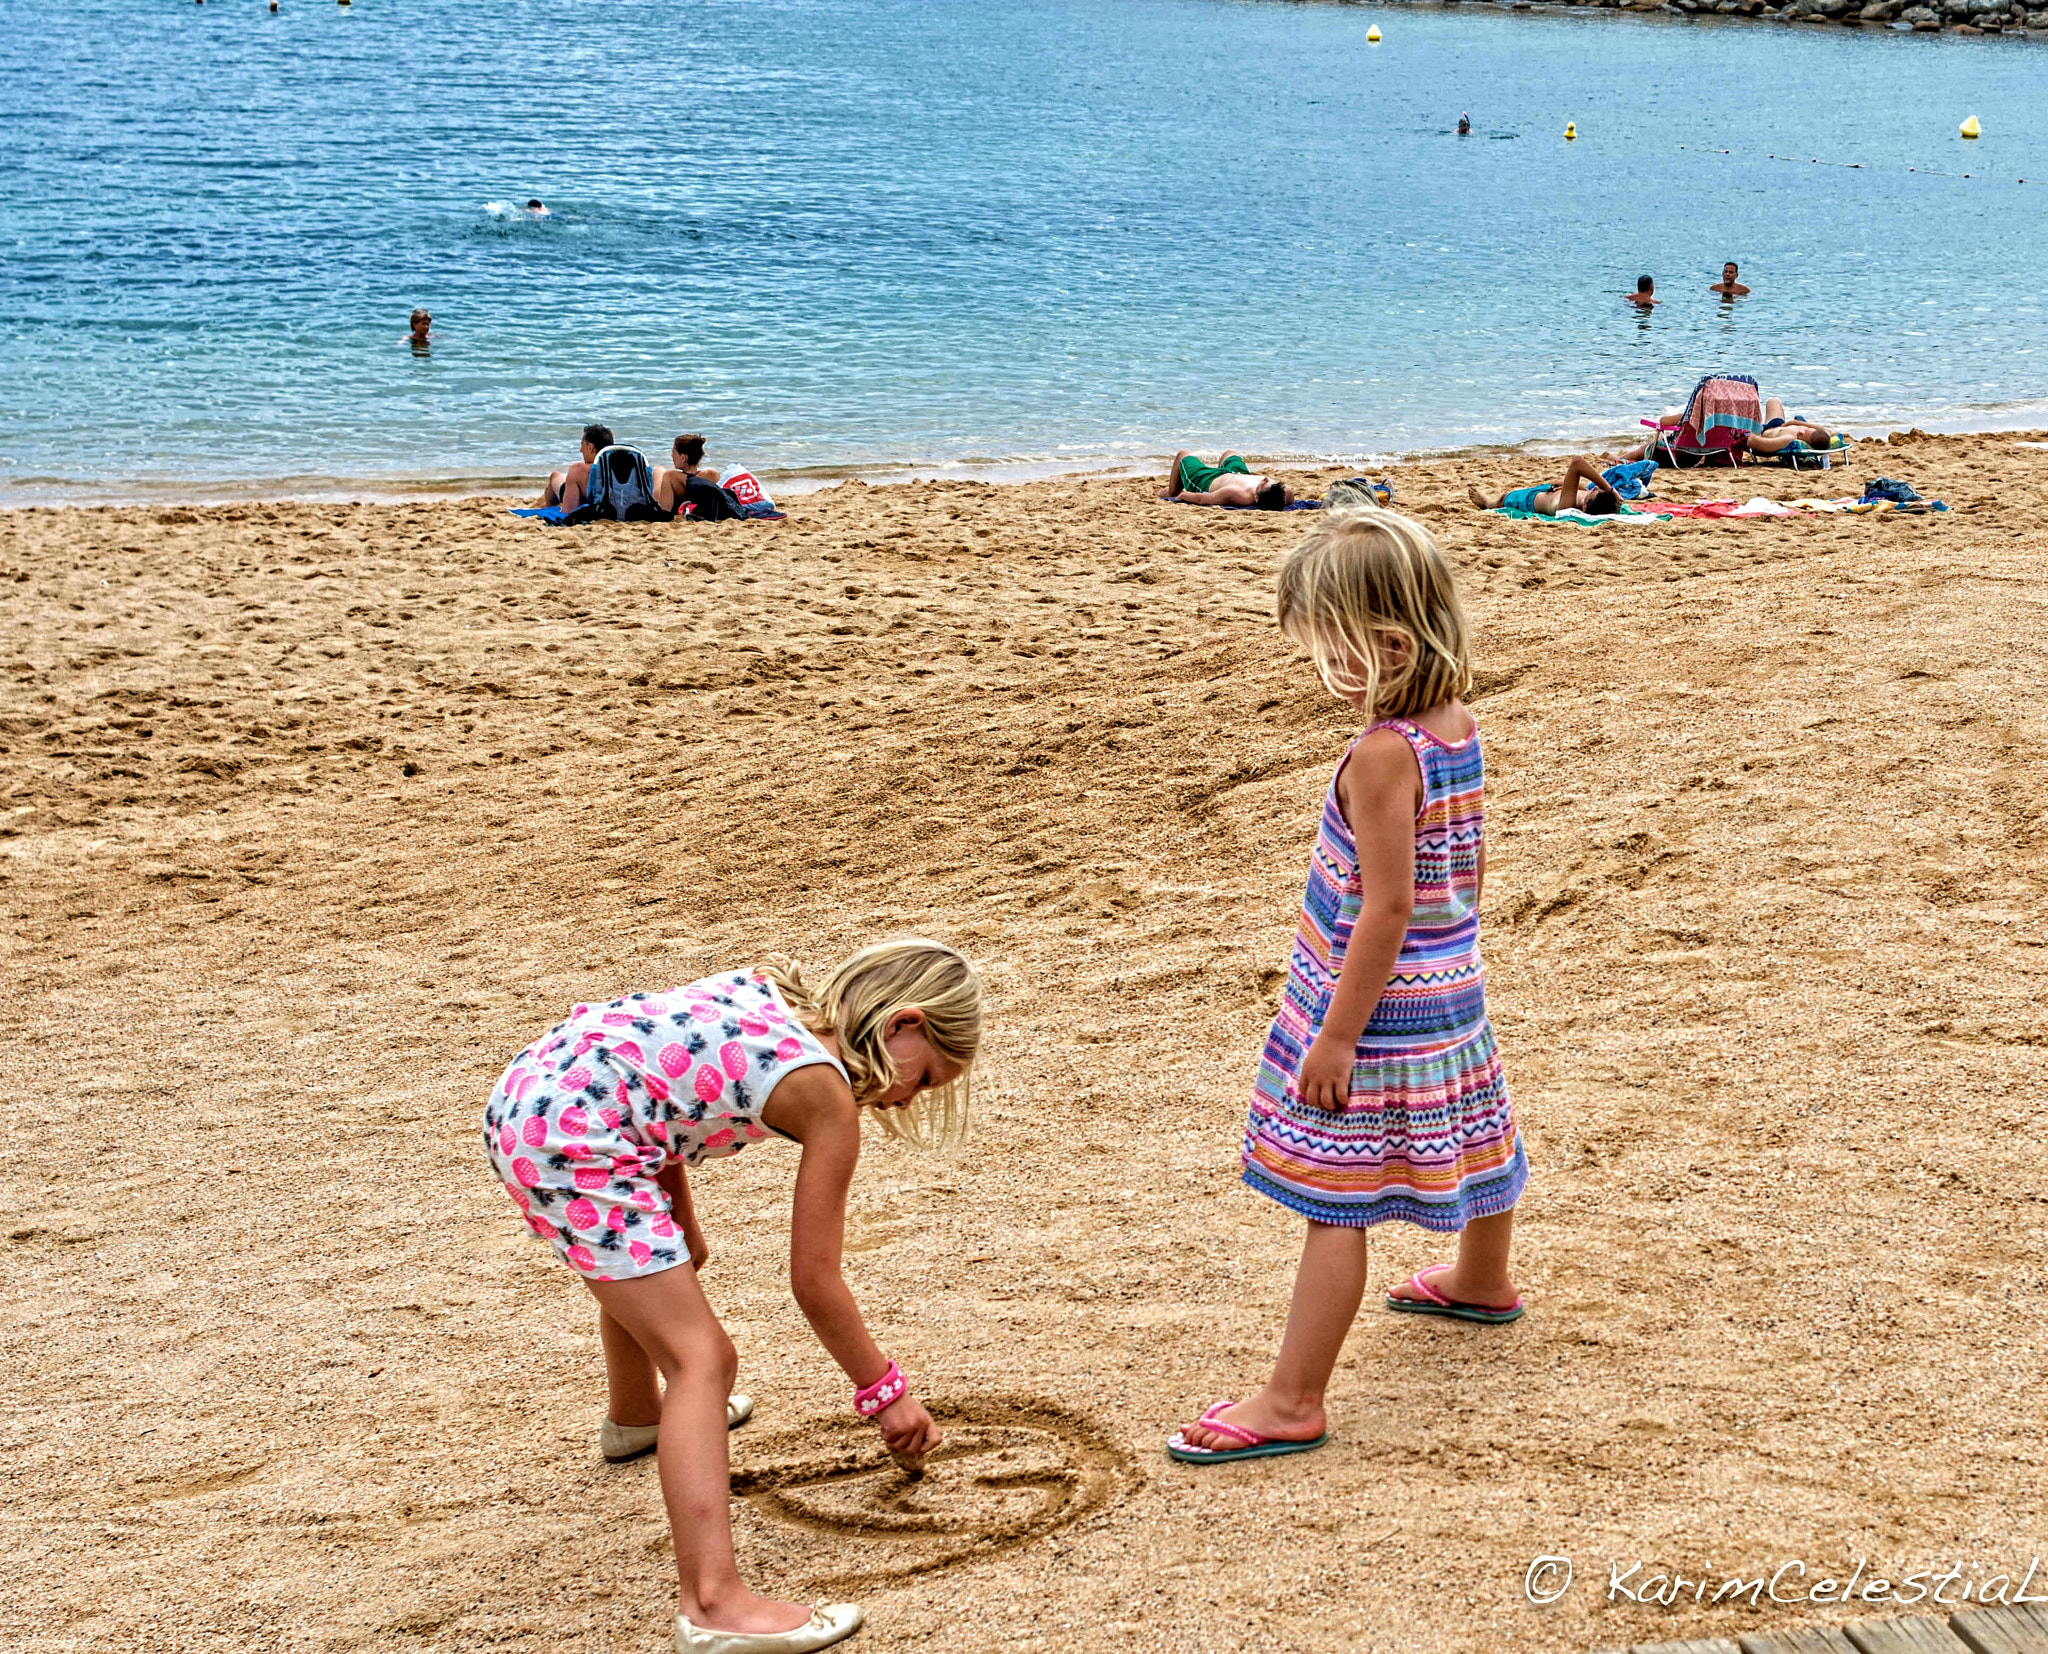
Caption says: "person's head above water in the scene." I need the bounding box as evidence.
[1636,275,1654,295]
[1457,112,1471,134]
[1722,262,1738,282]
[526,198,549,215]
[409,307,431,335]
[581,422,614,458]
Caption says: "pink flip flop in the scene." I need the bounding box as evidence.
[1385,1266,1525,1324]
[1166,1401,1328,1465]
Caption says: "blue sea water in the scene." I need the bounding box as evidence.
[1,0,2044,503]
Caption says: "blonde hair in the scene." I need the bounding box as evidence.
[1275,507,1471,718]
[759,938,982,1151]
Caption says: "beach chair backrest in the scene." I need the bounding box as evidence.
[585,445,661,521]
[1683,375,1762,452]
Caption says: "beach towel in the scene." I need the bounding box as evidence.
[1647,497,1803,518]
[1168,495,1324,511]
[1536,494,1948,520]
[1641,375,1762,469]
[1487,503,1673,526]
[1686,374,1764,443]
[1795,494,1947,514]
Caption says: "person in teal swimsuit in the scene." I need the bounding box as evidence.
[1466,455,1620,517]
[1160,450,1294,510]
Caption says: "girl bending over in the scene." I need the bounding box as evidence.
[484,940,982,1653]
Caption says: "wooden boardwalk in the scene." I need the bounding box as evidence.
[1593,1599,2048,1654]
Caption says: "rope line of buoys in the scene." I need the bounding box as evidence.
[1676,142,2023,186]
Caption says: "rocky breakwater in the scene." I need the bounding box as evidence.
[1469,0,2046,33]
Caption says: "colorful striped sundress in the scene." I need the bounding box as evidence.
[1240,716,1527,1231]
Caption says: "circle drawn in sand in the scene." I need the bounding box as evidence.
[731,1396,1134,1590]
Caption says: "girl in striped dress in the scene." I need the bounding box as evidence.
[1170,509,1528,1465]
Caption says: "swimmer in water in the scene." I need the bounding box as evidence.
[526,198,550,216]
[1709,260,1749,298]
[408,308,432,350]
[1457,112,1471,135]
[1627,276,1660,310]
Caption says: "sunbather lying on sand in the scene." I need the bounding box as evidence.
[1468,455,1621,517]
[1160,451,1294,510]
[539,423,613,513]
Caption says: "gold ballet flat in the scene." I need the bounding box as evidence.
[673,1603,863,1654]
[600,1394,753,1461]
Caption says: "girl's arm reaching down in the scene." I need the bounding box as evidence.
[1295,730,1421,1112]
[764,1071,944,1458]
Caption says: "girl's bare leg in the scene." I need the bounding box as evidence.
[1175,1220,1368,1449]
[583,1269,810,1635]
[1386,1208,1519,1307]
[599,1305,663,1427]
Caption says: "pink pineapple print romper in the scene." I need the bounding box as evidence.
[482,971,847,1280]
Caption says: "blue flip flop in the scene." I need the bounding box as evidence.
[1167,1401,1329,1465]
[1385,1267,1526,1325]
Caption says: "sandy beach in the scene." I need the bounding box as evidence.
[4,431,2046,1654]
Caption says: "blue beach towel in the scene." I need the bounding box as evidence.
[511,494,785,526]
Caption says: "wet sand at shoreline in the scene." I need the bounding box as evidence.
[3,431,2045,1654]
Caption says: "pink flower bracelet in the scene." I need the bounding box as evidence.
[853,1360,907,1419]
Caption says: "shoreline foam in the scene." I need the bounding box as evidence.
[6,416,2047,512]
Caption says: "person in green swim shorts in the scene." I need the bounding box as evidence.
[1160,450,1295,510]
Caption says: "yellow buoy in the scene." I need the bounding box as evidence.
[1564,122,1577,140]
[1960,115,1981,139]
[1367,24,1382,40]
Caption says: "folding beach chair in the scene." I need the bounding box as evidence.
[1640,374,1763,468]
